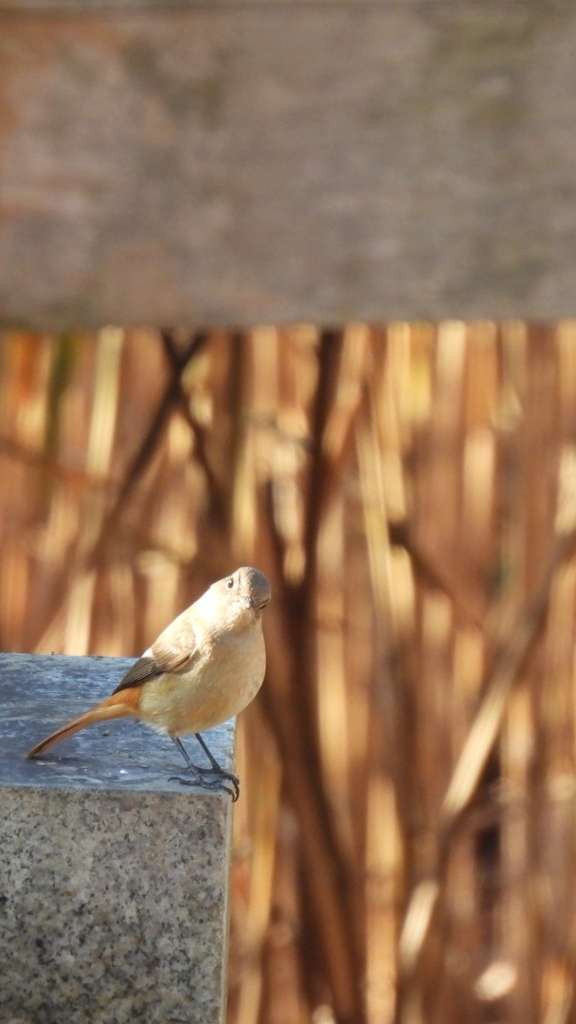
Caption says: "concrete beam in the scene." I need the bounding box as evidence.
[0,3,574,326]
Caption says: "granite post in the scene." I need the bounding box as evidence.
[0,653,234,1024]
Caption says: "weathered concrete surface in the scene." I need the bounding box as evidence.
[0,653,233,1024]
[0,2,574,327]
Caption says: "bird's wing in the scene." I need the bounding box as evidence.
[112,655,165,693]
[112,613,199,694]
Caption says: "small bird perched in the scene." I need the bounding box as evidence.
[27,566,271,800]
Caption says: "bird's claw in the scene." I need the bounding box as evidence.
[169,765,240,802]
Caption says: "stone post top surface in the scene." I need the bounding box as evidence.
[0,651,236,796]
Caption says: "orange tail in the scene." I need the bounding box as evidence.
[26,689,140,759]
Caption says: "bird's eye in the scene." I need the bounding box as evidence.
[226,577,234,589]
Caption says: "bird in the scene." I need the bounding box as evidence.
[27,566,271,800]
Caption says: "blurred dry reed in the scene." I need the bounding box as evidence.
[1,325,576,1024]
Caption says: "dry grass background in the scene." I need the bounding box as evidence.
[2,326,576,1024]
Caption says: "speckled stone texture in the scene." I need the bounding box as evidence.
[0,653,234,1024]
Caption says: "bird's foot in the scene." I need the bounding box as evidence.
[169,764,240,802]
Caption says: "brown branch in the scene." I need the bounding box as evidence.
[0,435,109,491]
[398,521,576,987]
[263,331,367,1024]
[389,519,486,631]
[33,332,209,648]
[105,331,208,524]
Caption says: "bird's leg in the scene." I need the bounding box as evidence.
[192,733,241,802]
[169,734,240,802]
